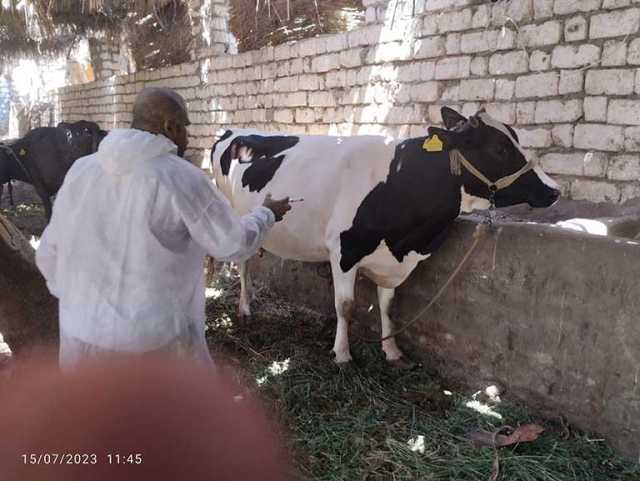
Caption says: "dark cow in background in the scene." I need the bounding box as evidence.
[211,107,560,364]
[0,120,107,219]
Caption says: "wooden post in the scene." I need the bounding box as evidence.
[0,213,58,358]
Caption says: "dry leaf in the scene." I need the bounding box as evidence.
[467,424,545,448]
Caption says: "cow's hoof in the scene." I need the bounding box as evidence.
[330,349,353,365]
[388,356,417,371]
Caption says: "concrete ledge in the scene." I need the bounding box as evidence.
[251,219,640,459]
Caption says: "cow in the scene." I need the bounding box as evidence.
[0,121,107,220]
[210,107,560,364]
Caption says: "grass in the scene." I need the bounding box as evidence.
[205,266,640,481]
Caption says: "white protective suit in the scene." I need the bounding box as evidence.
[36,128,275,369]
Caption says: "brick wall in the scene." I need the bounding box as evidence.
[55,0,640,204]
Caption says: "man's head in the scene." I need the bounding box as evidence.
[131,88,190,157]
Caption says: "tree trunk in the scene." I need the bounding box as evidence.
[0,213,57,358]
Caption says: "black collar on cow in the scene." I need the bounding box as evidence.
[0,142,33,184]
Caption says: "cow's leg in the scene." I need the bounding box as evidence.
[0,183,3,207]
[378,286,404,361]
[32,180,52,221]
[330,258,357,363]
[238,261,252,319]
[7,181,13,206]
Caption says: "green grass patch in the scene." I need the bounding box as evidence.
[205,266,639,481]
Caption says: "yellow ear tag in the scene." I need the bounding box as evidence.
[19,148,26,156]
[423,134,443,152]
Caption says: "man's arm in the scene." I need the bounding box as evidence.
[184,186,291,263]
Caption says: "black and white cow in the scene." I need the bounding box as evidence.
[0,121,107,219]
[210,107,560,364]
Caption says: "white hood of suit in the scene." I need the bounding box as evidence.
[97,128,178,176]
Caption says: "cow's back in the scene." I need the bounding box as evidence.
[211,130,398,262]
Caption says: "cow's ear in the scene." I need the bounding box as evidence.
[427,126,467,150]
[441,107,467,130]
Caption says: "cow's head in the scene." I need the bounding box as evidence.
[428,107,560,209]
[58,120,108,153]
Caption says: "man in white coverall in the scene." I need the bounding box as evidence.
[35,88,291,370]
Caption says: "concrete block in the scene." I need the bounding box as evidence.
[590,8,640,39]
[518,127,552,148]
[603,0,631,8]
[625,126,640,151]
[529,50,551,71]
[520,21,562,47]
[496,79,515,100]
[564,16,588,42]
[571,179,620,203]
[551,124,574,148]
[446,33,462,55]
[608,99,640,125]
[533,0,554,19]
[422,15,439,36]
[421,61,437,80]
[620,182,640,202]
[517,102,536,124]
[295,108,316,123]
[586,69,635,95]
[472,5,491,28]
[413,36,446,58]
[312,54,340,73]
[584,96,608,122]
[410,82,440,102]
[308,91,337,107]
[273,109,294,123]
[535,99,583,123]
[470,56,488,76]
[326,33,348,53]
[607,154,640,180]
[460,29,515,53]
[602,40,628,66]
[554,0,601,15]
[458,79,495,100]
[559,69,584,94]
[551,44,600,69]
[484,102,516,124]
[340,48,364,68]
[541,152,607,176]
[326,69,347,88]
[435,56,471,79]
[627,38,640,64]
[439,8,473,33]
[515,72,559,98]
[492,0,533,25]
[574,124,625,151]
[489,51,529,75]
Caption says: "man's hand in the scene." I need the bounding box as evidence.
[263,193,292,222]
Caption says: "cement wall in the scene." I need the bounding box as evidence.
[52,0,640,203]
[251,219,640,460]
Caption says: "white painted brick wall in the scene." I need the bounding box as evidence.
[55,2,640,204]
